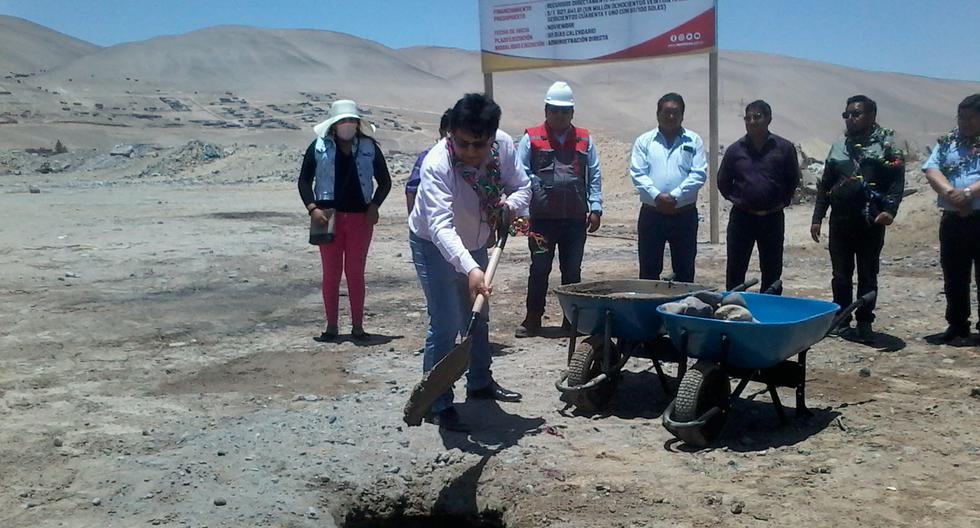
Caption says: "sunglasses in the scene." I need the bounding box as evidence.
[743,112,768,121]
[841,110,864,119]
[547,106,574,114]
[452,136,491,150]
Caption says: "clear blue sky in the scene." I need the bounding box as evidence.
[2,0,978,82]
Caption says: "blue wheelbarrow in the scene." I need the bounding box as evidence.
[659,290,875,447]
[553,279,756,412]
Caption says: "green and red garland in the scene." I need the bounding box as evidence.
[447,139,547,250]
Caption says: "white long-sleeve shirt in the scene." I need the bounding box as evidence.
[409,129,531,275]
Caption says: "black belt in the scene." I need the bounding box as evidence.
[734,205,783,217]
[642,203,696,215]
[942,209,980,218]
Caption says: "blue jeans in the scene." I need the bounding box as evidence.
[409,232,492,413]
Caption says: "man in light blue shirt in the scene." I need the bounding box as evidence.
[923,93,980,343]
[629,92,707,282]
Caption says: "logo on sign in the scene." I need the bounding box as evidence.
[669,32,702,43]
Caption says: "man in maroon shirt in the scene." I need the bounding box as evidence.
[718,100,801,293]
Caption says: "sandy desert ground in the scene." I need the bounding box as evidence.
[1,14,979,528]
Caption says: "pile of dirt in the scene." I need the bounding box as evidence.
[139,140,229,178]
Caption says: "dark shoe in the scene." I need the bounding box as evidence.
[351,325,370,340]
[467,380,523,402]
[514,317,541,338]
[856,322,875,344]
[313,325,339,342]
[424,408,470,433]
[939,325,970,343]
[828,322,850,338]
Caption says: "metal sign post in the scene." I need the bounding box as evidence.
[484,73,494,99]
[708,47,719,244]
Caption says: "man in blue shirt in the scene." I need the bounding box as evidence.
[405,109,452,213]
[923,93,980,343]
[629,92,707,282]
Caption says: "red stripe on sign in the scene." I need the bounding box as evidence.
[596,7,716,60]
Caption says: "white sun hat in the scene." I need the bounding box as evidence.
[544,81,574,107]
[313,99,360,137]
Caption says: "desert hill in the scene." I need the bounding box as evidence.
[0,16,99,74]
[1,16,978,157]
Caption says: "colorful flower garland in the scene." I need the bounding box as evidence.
[447,139,547,250]
[847,125,905,170]
[935,128,980,179]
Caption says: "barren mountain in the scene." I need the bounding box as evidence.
[2,17,978,154]
[0,16,99,74]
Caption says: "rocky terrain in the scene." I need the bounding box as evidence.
[1,14,979,528]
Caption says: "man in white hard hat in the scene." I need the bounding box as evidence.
[515,81,603,338]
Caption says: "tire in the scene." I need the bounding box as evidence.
[671,361,731,446]
[564,337,619,413]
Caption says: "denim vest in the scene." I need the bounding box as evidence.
[313,136,375,203]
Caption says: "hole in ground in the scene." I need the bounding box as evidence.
[341,510,505,528]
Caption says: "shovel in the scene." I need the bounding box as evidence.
[403,228,510,426]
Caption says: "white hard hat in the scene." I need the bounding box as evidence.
[544,81,574,107]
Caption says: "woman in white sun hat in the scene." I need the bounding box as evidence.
[299,99,391,342]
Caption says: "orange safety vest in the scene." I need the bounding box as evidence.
[526,123,590,219]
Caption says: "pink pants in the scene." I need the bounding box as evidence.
[318,212,374,327]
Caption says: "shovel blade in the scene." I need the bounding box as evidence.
[403,337,473,426]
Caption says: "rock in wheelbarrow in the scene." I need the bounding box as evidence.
[721,292,749,308]
[663,296,714,318]
[691,291,723,309]
[714,304,756,322]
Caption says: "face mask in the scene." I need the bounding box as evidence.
[335,122,357,141]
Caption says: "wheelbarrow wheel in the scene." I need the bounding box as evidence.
[672,361,731,447]
[565,337,619,412]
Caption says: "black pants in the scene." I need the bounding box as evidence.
[726,208,785,293]
[828,221,885,323]
[940,212,980,330]
[525,218,588,319]
[638,205,698,282]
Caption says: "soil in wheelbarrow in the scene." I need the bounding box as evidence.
[558,279,713,299]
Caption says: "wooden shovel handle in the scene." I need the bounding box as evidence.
[470,230,509,314]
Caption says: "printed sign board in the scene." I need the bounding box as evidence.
[480,0,716,72]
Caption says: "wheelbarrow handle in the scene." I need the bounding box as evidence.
[827,291,877,334]
[763,279,782,295]
[730,278,759,292]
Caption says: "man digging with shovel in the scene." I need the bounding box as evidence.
[406,93,532,432]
